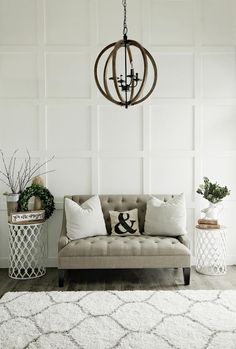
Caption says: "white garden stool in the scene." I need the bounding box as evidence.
[8,222,47,279]
[195,225,227,275]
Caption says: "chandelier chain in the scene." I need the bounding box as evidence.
[122,0,128,35]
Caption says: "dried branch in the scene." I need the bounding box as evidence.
[0,150,9,175]
[21,156,55,192]
[0,178,12,189]
[0,170,9,179]
[20,159,40,192]
[0,150,16,192]
[16,160,24,194]
[19,157,30,192]
[0,149,55,193]
[8,149,18,190]
[28,170,55,185]
[11,156,17,192]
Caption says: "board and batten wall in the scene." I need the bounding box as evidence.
[0,0,236,267]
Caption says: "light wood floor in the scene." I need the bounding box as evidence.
[0,266,236,297]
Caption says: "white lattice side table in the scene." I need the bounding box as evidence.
[195,225,227,276]
[8,222,47,279]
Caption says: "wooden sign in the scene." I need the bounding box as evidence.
[10,210,45,224]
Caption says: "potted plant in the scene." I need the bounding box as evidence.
[196,177,230,220]
[0,149,54,220]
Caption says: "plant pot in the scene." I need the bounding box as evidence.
[4,193,20,222]
[201,202,223,220]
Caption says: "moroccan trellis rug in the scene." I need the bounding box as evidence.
[0,291,236,349]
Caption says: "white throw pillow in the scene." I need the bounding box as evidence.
[144,194,187,236]
[65,196,107,240]
[109,209,140,236]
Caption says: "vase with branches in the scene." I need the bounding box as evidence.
[0,149,54,218]
[196,177,230,220]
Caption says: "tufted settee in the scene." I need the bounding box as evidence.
[58,195,191,287]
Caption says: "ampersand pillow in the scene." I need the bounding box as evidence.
[109,209,140,236]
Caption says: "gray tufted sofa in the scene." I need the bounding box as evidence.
[58,195,191,287]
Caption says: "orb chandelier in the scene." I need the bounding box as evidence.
[94,0,157,109]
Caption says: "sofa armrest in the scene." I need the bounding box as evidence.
[58,235,69,251]
[177,234,190,249]
[58,209,69,252]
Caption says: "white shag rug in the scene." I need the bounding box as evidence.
[0,291,236,349]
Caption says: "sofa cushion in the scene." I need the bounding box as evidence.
[65,196,107,240]
[109,209,140,236]
[144,194,187,236]
[70,195,175,234]
[59,235,190,257]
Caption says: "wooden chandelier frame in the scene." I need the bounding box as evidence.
[94,39,158,108]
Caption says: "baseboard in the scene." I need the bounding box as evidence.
[0,257,58,269]
[226,255,236,265]
[0,256,235,269]
[47,257,58,268]
[0,258,8,268]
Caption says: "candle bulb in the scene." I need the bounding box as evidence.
[32,176,45,210]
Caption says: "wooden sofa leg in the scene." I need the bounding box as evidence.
[58,269,65,287]
[183,267,190,285]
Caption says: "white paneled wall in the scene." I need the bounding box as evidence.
[0,0,236,267]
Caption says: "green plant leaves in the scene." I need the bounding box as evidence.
[196,177,230,203]
[19,184,55,220]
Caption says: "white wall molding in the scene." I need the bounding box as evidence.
[0,0,236,266]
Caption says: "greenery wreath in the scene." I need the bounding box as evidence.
[19,184,55,220]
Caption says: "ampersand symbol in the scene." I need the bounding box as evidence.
[114,212,137,235]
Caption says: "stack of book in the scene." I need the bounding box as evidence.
[196,218,220,229]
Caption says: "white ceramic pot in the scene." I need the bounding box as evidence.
[4,193,20,221]
[201,202,223,220]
